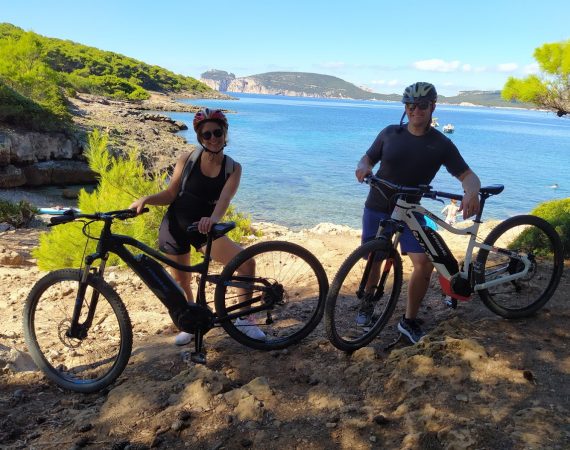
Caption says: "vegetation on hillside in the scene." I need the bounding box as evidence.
[502,40,570,116]
[248,71,381,100]
[33,130,259,270]
[0,79,67,131]
[0,23,214,131]
[201,69,236,81]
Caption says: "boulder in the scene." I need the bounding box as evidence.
[22,160,96,186]
[0,164,26,188]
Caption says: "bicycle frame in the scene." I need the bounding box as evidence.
[376,195,534,295]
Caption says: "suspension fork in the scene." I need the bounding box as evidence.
[358,239,394,300]
[67,256,108,339]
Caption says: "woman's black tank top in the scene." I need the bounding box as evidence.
[169,154,228,226]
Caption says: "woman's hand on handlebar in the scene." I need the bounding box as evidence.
[129,197,148,214]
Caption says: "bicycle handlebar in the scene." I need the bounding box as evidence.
[364,175,464,201]
[49,208,149,226]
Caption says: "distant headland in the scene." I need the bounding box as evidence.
[200,69,532,109]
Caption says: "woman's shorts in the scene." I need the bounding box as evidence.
[158,212,209,255]
[362,207,425,254]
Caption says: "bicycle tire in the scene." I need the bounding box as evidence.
[23,269,133,393]
[325,239,403,352]
[214,241,328,350]
[476,215,564,318]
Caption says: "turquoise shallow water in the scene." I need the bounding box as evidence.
[171,93,569,230]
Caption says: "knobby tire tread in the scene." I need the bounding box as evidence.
[23,269,133,393]
[476,215,563,318]
[325,239,403,352]
[214,241,328,350]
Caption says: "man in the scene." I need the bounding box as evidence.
[355,82,481,344]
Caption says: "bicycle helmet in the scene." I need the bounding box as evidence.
[401,82,438,104]
[192,108,228,132]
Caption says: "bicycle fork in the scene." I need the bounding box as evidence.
[358,248,393,303]
[68,260,107,340]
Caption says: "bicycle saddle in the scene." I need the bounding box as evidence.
[480,185,504,196]
[186,222,236,238]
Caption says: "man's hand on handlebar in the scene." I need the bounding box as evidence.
[355,155,373,182]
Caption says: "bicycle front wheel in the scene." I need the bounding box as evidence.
[214,241,328,350]
[476,215,564,318]
[325,239,403,352]
[23,269,133,393]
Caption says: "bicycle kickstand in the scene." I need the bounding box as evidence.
[190,330,207,364]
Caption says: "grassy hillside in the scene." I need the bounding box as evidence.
[0,23,215,130]
[441,90,532,108]
[0,79,65,131]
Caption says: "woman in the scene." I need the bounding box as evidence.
[130,108,265,345]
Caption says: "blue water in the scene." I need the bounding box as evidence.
[169,93,570,230]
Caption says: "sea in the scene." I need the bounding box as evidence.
[167,93,570,230]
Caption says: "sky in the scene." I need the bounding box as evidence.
[2,0,569,96]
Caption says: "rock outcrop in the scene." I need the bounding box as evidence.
[0,128,92,188]
[0,92,198,189]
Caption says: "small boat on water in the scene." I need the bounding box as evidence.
[431,117,439,127]
[443,124,455,134]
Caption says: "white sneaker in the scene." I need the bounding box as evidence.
[235,317,266,340]
[174,331,193,346]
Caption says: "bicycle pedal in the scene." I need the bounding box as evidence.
[190,352,207,365]
[443,297,458,309]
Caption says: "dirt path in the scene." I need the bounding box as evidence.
[1,221,569,450]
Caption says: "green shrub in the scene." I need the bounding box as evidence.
[0,199,37,227]
[509,198,570,258]
[33,129,260,270]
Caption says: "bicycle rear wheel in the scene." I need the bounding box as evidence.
[476,215,564,318]
[325,239,403,352]
[23,269,132,393]
[214,241,328,350]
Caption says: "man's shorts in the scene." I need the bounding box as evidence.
[362,207,425,254]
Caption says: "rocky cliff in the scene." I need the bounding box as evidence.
[0,128,93,188]
[200,71,385,100]
[0,93,197,189]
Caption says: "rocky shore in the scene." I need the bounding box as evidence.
[0,91,234,191]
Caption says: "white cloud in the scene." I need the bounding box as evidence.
[523,63,539,75]
[497,63,518,72]
[413,59,461,72]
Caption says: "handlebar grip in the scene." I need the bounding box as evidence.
[49,215,75,225]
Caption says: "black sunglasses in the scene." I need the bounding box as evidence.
[200,128,224,140]
[406,102,431,111]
